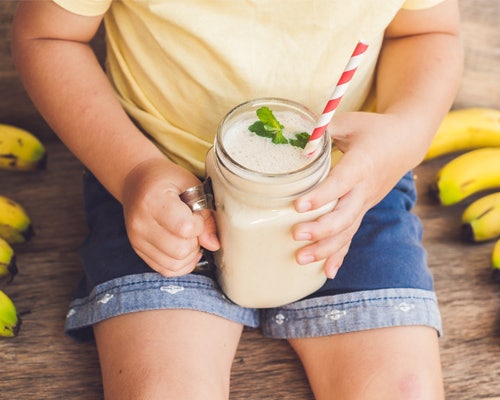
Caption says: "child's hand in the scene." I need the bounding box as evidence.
[293,111,420,279]
[120,158,220,277]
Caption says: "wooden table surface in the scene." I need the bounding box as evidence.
[1,1,499,399]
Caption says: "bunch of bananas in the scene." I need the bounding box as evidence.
[0,194,29,284]
[426,107,500,280]
[0,195,32,338]
[0,123,44,337]
[0,123,47,171]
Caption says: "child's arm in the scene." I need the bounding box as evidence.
[12,1,220,276]
[294,0,463,278]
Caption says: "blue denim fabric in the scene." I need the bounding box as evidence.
[64,170,441,341]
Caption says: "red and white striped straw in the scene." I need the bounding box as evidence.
[303,40,369,158]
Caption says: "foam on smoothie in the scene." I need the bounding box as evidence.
[222,111,317,174]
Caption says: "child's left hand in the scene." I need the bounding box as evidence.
[293,111,421,279]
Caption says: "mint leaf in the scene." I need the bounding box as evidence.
[249,106,288,145]
[289,132,311,149]
[248,121,274,139]
[256,107,284,134]
[248,106,311,148]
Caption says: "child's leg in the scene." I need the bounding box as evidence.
[289,326,444,400]
[262,173,444,398]
[94,309,243,400]
[64,172,258,398]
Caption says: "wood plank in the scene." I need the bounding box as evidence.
[0,0,499,398]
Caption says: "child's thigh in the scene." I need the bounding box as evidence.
[289,326,444,400]
[94,309,243,400]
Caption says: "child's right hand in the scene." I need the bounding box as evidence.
[120,158,220,277]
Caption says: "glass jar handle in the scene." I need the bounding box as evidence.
[179,178,217,274]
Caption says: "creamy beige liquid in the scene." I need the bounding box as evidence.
[206,106,335,308]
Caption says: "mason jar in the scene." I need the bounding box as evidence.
[205,98,336,308]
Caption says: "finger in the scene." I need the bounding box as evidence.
[127,204,202,264]
[295,221,353,265]
[197,209,220,251]
[295,219,358,280]
[155,191,205,239]
[322,241,352,279]
[135,239,203,277]
[293,188,365,243]
[295,208,364,273]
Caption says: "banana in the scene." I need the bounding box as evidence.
[430,147,500,206]
[425,108,500,160]
[461,192,500,242]
[492,239,500,283]
[0,195,34,244]
[0,123,47,171]
[0,238,17,283]
[0,290,21,337]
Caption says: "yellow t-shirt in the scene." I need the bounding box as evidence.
[52,0,444,177]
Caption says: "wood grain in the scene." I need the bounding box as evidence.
[1,1,499,399]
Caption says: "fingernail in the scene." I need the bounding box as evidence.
[326,266,339,280]
[296,201,312,213]
[295,231,312,241]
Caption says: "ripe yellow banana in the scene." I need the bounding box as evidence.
[492,239,500,283]
[0,123,47,171]
[461,192,500,242]
[431,147,500,206]
[425,108,500,160]
[0,195,34,244]
[0,238,17,283]
[0,290,21,337]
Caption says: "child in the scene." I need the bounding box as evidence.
[12,1,463,398]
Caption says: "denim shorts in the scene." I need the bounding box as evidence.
[64,170,442,341]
